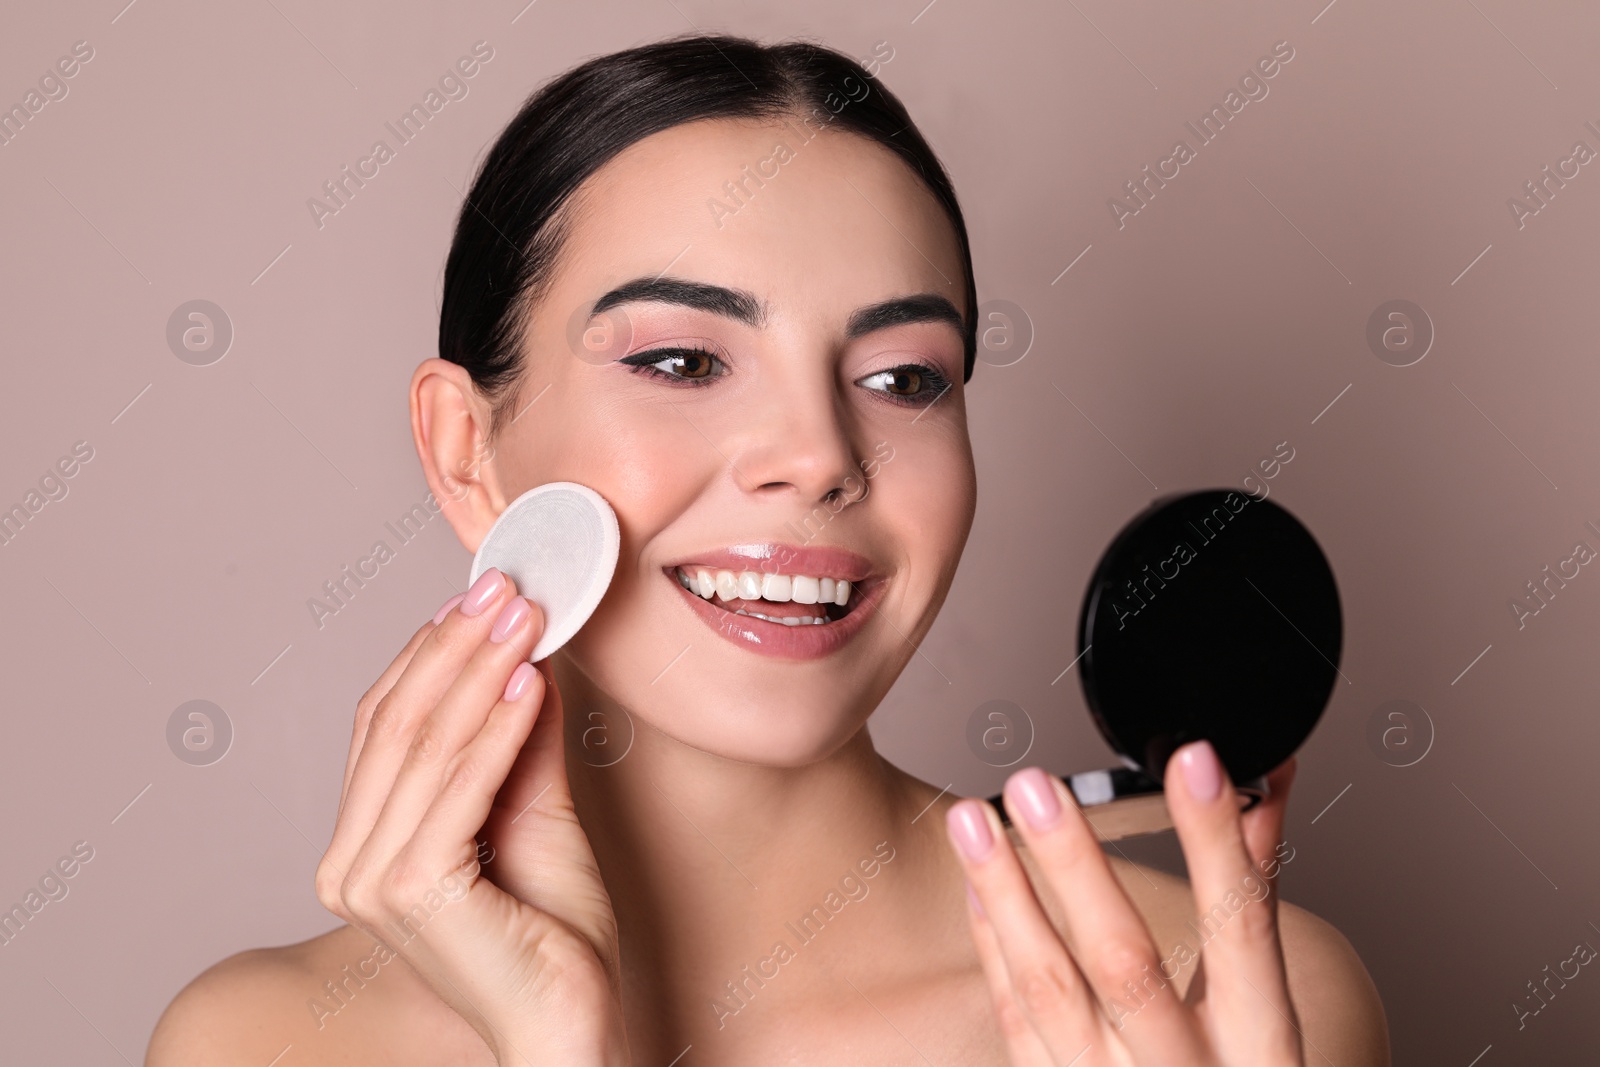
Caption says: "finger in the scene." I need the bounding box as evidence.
[1240,758,1297,907]
[963,882,1062,1067]
[356,590,545,874]
[1163,742,1299,1059]
[946,798,1102,1059]
[338,596,460,813]
[1000,768,1203,1058]
[362,664,569,1054]
[393,660,545,913]
[322,613,437,919]
[479,666,621,970]
[319,569,519,907]
[488,659,573,828]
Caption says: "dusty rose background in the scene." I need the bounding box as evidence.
[2,0,1597,1062]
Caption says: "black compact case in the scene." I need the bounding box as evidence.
[992,488,1343,839]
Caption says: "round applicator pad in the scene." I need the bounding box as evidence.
[467,482,620,662]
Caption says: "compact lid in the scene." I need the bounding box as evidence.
[1077,488,1342,785]
[468,482,620,662]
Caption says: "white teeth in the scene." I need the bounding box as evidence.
[674,566,859,610]
[737,570,762,599]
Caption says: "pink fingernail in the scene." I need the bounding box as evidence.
[1179,741,1223,803]
[490,596,531,644]
[947,801,995,862]
[1007,767,1062,831]
[433,594,465,625]
[503,661,536,702]
[460,568,506,617]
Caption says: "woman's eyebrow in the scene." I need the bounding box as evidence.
[845,292,964,340]
[589,276,765,326]
[588,276,963,339]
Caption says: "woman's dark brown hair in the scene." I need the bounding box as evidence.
[439,32,978,433]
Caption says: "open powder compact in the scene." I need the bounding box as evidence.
[992,488,1343,840]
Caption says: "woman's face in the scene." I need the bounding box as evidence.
[467,116,975,766]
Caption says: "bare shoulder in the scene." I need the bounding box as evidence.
[1273,897,1391,1065]
[146,924,488,1066]
[146,932,324,1066]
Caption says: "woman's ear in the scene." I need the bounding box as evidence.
[410,358,505,554]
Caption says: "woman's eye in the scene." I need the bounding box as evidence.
[619,346,727,383]
[857,365,950,404]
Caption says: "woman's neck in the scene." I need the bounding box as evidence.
[555,664,971,1048]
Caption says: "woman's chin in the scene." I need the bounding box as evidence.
[623,689,869,768]
[561,617,896,766]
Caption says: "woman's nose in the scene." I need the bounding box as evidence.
[729,382,860,507]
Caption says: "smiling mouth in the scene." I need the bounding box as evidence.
[670,566,862,626]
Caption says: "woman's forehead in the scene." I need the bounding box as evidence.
[551,117,966,316]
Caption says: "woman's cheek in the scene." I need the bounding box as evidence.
[887,423,971,512]
[865,435,960,576]
[548,400,709,506]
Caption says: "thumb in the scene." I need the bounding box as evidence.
[492,658,574,826]
[483,661,620,967]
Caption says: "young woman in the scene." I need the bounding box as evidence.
[148,33,1389,1065]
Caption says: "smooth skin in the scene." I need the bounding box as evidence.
[147,114,1389,1065]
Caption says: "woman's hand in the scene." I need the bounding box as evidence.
[946,743,1302,1066]
[314,568,628,1067]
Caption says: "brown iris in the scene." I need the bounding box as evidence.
[885,368,922,396]
[660,348,717,379]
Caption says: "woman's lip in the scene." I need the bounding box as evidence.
[668,572,887,660]
[663,543,878,584]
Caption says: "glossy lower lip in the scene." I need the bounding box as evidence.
[668,571,886,660]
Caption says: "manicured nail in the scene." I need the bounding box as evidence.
[460,568,506,617]
[947,801,995,862]
[433,594,465,625]
[490,596,532,643]
[1178,740,1223,803]
[1007,767,1062,831]
[503,661,536,702]
[965,880,986,918]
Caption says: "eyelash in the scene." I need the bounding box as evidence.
[617,347,953,407]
